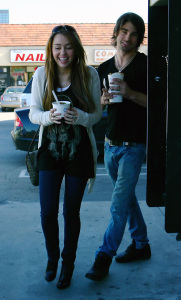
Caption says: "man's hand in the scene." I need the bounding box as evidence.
[110,78,147,108]
[101,88,113,108]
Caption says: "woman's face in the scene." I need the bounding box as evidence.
[52,33,75,70]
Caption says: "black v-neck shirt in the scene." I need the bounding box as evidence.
[97,52,147,143]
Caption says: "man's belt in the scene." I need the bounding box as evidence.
[105,136,137,147]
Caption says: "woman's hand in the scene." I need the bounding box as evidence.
[64,107,78,125]
[49,108,62,124]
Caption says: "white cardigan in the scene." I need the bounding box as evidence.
[29,65,102,192]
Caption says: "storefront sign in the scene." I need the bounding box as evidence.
[10,50,45,63]
[94,49,116,63]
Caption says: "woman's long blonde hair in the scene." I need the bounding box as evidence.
[43,25,95,113]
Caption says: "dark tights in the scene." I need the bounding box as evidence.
[39,169,87,265]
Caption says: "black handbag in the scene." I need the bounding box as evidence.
[26,126,40,186]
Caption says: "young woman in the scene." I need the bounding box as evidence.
[29,25,102,289]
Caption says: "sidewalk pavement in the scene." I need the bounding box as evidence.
[0,200,181,300]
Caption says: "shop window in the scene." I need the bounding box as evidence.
[10,66,26,86]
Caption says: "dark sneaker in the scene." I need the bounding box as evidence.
[115,240,151,263]
[85,252,112,281]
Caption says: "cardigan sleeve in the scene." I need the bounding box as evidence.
[29,66,53,126]
[74,66,102,127]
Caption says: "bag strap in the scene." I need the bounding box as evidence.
[27,126,40,154]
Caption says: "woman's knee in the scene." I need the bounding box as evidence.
[41,210,58,222]
[63,207,80,220]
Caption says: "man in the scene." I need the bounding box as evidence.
[85,12,151,281]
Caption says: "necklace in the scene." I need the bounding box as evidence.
[59,74,71,88]
[60,81,69,87]
[115,52,137,72]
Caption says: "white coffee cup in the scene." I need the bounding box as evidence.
[52,101,70,117]
[108,72,124,103]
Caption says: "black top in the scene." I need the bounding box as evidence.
[97,52,147,143]
[38,86,94,179]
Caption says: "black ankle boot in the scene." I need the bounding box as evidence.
[45,260,58,282]
[57,264,74,289]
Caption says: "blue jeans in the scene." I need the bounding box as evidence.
[39,170,87,265]
[96,141,149,258]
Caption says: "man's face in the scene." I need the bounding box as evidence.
[116,22,138,53]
